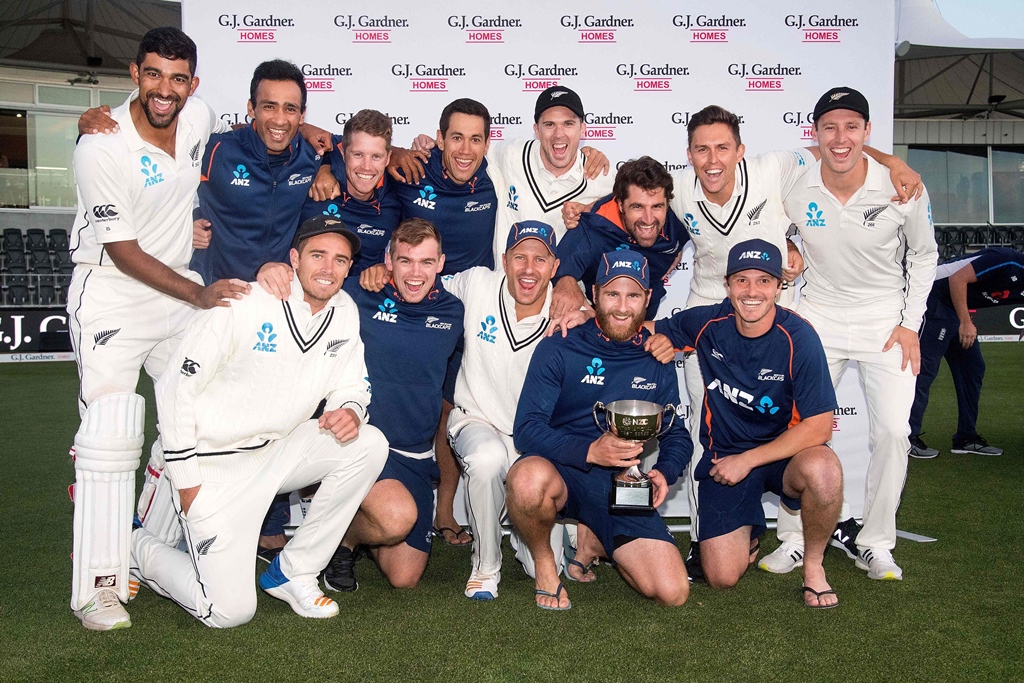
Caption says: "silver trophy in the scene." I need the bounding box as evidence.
[592,400,676,511]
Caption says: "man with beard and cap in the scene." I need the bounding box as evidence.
[550,156,689,321]
[65,27,244,631]
[443,221,584,600]
[646,239,843,608]
[130,216,387,627]
[507,251,691,610]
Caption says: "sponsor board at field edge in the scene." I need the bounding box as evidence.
[0,309,71,353]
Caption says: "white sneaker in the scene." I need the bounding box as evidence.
[74,588,131,631]
[262,576,339,618]
[465,570,500,601]
[856,547,903,581]
[758,541,804,574]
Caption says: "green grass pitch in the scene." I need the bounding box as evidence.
[1,344,1022,682]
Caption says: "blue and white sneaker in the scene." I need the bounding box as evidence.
[465,570,499,601]
[259,556,338,618]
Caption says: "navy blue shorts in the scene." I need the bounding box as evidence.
[441,337,464,404]
[696,457,800,541]
[552,462,675,558]
[377,450,439,553]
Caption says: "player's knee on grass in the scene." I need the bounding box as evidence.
[207,595,257,629]
[649,570,689,606]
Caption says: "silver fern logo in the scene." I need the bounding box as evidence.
[324,339,349,357]
[92,328,120,350]
[189,140,201,166]
[196,536,217,556]
[862,205,886,226]
[746,199,767,224]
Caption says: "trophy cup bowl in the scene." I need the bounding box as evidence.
[593,400,676,511]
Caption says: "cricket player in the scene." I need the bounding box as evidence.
[508,251,691,610]
[65,27,243,630]
[298,110,402,278]
[131,216,388,627]
[444,221,577,599]
[550,156,689,321]
[769,87,938,581]
[909,247,1024,458]
[321,218,463,591]
[648,240,843,608]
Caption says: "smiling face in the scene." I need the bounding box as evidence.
[343,131,391,201]
[130,53,198,130]
[686,122,745,206]
[594,277,651,341]
[726,268,781,337]
[533,106,584,176]
[437,112,489,185]
[385,237,444,303]
[290,232,353,312]
[618,185,667,248]
[247,79,305,155]
[502,238,559,311]
[813,109,871,177]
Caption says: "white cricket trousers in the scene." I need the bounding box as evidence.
[67,265,201,415]
[779,299,915,550]
[131,421,388,628]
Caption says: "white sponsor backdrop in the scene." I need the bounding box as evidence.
[184,0,892,521]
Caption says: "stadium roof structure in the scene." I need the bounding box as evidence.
[0,0,180,77]
[896,0,1024,119]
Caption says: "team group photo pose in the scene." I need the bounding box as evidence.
[48,15,991,645]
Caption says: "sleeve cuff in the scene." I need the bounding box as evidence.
[165,455,202,490]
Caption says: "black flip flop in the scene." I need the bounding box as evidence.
[433,526,473,547]
[803,586,839,609]
[535,582,572,611]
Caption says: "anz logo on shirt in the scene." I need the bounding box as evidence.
[706,378,753,410]
[373,298,398,323]
[231,164,251,187]
[506,185,519,211]
[477,315,497,343]
[140,156,164,188]
[581,357,606,385]
[414,185,437,210]
[253,322,277,353]
[683,212,699,235]
[805,202,826,227]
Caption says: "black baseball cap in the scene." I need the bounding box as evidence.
[534,86,585,123]
[292,215,361,254]
[812,87,870,123]
[726,239,782,279]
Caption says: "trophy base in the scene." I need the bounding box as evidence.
[610,481,654,511]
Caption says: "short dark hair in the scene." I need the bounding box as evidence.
[390,218,442,255]
[439,98,491,138]
[136,27,198,77]
[686,105,742,148]
[249,60,307,112]
[342,109,393,150]
[613,156,674,204]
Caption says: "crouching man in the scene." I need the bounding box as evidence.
[647,239,843,608]
[507,251,691,610]
[130,216,388,627]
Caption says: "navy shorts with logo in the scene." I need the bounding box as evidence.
[377,450,439,553]
[696,456,800,541]
[552,461,675,558]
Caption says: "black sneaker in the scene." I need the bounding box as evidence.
[685,541,705,584]
[951,434,1003,456]
[256,545,283,564]
[909,435,939,459]
[323,545,359,592]
[829,518,862,561]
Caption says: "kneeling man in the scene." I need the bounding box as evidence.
[131,217,388,627]
[508,251,691,610]
[648,239,843,608]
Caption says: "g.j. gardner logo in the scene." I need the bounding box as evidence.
[581,357,605,385]
[373,298,398,323]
